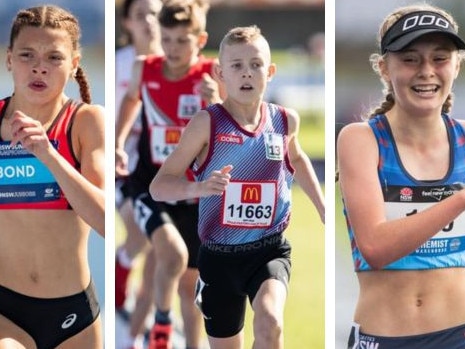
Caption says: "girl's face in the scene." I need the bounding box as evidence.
[160,25,206,73]
[124,0,161,45]
[218,39,275,104]
[380,34,461,116]
[7,26,79,104]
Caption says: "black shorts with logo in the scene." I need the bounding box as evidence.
[0,279,100,349]
[195,234,291,338]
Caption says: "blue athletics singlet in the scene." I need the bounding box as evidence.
[347,114,465,271]
[194,102,295,245]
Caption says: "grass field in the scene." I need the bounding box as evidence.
[243,97,326,347]
[116,184,325,348]
[300,112,324,158]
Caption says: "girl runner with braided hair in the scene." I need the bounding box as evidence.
[0,5,104,348]
[338,4,465,348]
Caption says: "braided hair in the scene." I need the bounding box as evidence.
[367,4,464,119]
[9,5,92,103]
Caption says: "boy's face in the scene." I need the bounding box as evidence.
[218,38,275,103]
[160,25,206,71]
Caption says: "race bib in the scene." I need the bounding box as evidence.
[222,181,277,228]
[264,133,284,161]
[150,125,184,165]
[386,201,465,256]
[178,94,201,119]
[0,141,60,204]
[385,182,465,257]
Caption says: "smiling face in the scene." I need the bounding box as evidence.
[380,33,461,116]
[7,26,79,105]
[218,37,275,104]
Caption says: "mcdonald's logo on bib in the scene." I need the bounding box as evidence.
[165,128,182,144]
[241,184,261,204]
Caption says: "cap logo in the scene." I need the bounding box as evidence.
[402,14,449,31]
[379,10,465,54]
